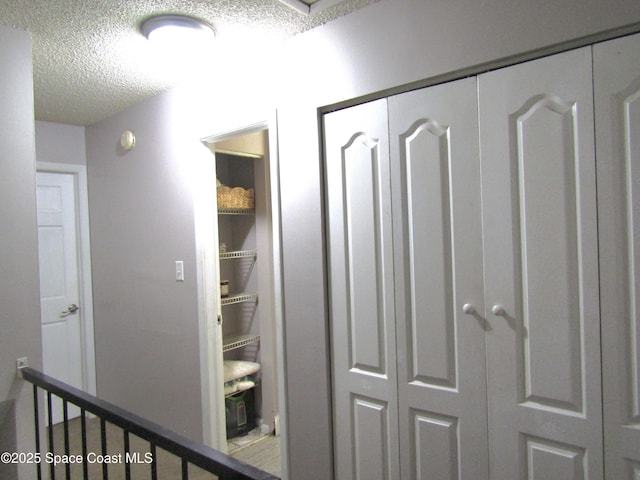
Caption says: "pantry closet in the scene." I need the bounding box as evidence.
[323,32,640,480]
[199,128,281,458]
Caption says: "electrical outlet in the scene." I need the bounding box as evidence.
[16,357,28,369]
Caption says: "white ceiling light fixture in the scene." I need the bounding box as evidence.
[141,14,215,47]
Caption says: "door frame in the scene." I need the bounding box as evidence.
[36,161,97,397]
[194,114,288,476]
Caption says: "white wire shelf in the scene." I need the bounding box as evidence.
[219,249,257,260]
[218,208,254,215]
[223,334,261,352]
[220,293,258,306]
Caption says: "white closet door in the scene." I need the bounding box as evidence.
[388,77,488,480]
[324,99,400,480]
[479,47,602,479]
[594,32,640,480]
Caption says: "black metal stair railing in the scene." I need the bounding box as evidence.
[20,367,279,480]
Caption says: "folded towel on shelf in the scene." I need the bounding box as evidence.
[224,377,256,396]
[223,360,260,383]
[223,360,260,396]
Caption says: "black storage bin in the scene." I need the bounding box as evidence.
[225,389,255,438]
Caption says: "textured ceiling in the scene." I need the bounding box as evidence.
[0,0,377,126]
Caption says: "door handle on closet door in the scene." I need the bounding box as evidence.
[462,303,476,315]
[491,304,507,317]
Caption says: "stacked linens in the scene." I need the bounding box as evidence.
[223,360,260,396]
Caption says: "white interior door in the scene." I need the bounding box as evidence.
[37,171,84,424]
[324,98,401,480]
[479,47,602,479]
[388,77,488,480]
[594,31,640,480]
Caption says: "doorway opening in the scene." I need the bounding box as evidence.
[35,163,96,425]
[196,122,286,478]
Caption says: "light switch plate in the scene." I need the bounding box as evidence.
[175,261,184,281]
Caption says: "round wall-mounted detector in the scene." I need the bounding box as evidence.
[120,130,136,151]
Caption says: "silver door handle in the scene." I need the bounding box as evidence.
[61,304,79,316]
[462,303,476,315]
[491,304,507,317]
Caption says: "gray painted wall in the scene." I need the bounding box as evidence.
[35,121,87,165]
[273,1,640,478]
[85,92,203,440]
[53,0,640,478]
[0,25,42,480]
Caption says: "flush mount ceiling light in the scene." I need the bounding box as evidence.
[141,14,215,46]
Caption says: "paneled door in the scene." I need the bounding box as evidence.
[594,32,640,480]
[324,99,401,480]
[479,47,602,479]
[388,77,488,480]
[37,171,84,424]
